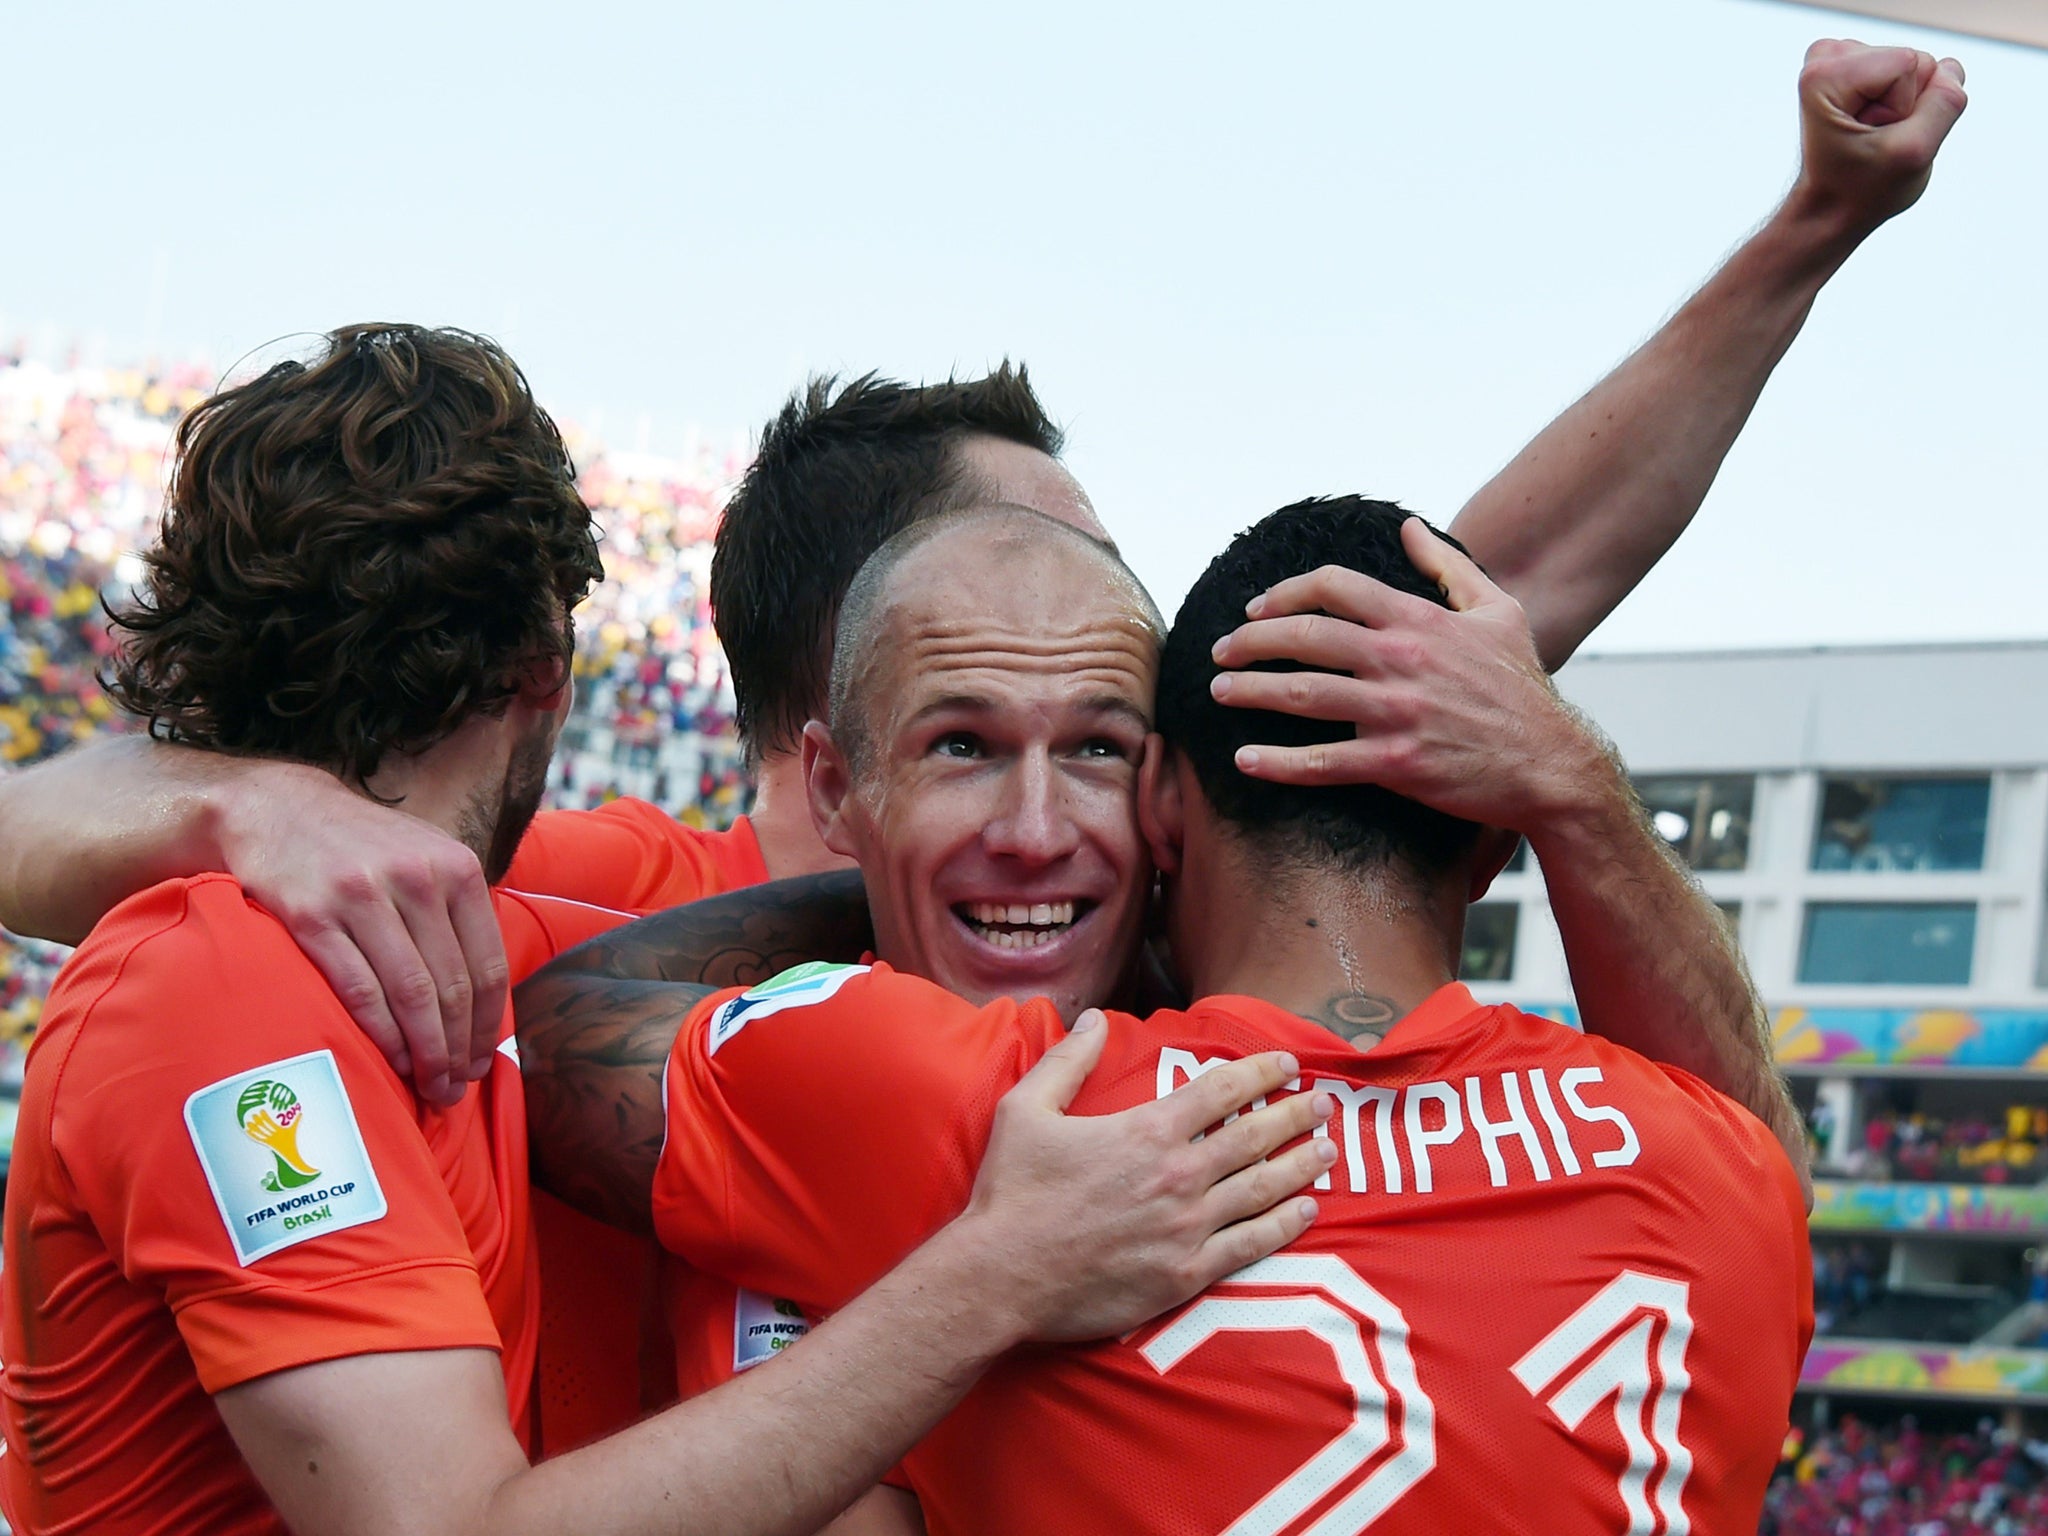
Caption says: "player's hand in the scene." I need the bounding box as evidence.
[216,763,506,1106]
[1789,39,1967,235]
[958,1010,1337,1342]
[1209,518,1613,834]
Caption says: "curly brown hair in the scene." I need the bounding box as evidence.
[108,323,602,783]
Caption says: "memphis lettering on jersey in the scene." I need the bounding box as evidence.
[1157,1049,1641,1194]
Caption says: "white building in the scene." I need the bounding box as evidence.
[1480,640,2048,1411]
[1472,640,2048,1016]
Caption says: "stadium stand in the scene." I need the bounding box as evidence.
[1815,1100,2048,1187]
[1763,1414,2048,1534]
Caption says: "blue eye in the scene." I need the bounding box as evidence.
[933,732,981,760]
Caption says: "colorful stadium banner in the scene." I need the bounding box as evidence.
[1772,1007,2048,1071]
[1801,1342,2048,1402]
[1809,1181,2048,1235]
[1524,1006,2048,1072]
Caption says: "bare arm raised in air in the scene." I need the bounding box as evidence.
[1210,518,1809,1202]
[1450,39,1967,668]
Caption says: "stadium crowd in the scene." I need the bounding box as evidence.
[0,348,748,1072]
[1765,1417,2048,1535]
[1813,1103,2048,1186]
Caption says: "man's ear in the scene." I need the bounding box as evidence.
[1137,734,1185,875]
[802,720,862,859]
[1468,827,1521,903]
[515,648,572,712]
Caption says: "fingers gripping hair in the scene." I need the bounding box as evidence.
[1154,495,1483,881]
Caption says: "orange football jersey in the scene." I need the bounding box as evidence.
[501,797,775,1452]
[0,875,626,1536]
[504,799,767,914]
[653,962,1812,1536]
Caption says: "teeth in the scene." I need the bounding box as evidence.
[965,900,1076,929]
[983,926,1061,951]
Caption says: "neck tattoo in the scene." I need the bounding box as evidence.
[1313,990,1399,1047]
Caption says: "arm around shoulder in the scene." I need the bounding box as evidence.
[0,735,245,943]
[0,733,510,1107]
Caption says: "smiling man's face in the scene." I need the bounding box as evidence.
[806,513,1162,1023]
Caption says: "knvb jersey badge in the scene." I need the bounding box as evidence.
[185,1049,389,1266]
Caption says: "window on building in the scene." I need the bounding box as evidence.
[1460,903,1518,982]
[1811,776,1990,872]
[1634,775,1754,871]
[1798,903,1977,986]
[2039,870,2048,991]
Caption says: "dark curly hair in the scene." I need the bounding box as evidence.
[107,323,601,783]
[710,364,1063,765]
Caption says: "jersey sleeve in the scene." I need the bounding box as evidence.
[46,880,502,1393]
[502,799,731,913]
[652,964,1053,1314]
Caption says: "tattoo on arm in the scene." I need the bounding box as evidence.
[514,871,876,1232]
[1310,991,1399,1049]
[544,869,874,985]
[518,977,701,1233]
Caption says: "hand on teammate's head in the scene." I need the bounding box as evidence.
[1792,38,1967,233]
[1207,518,1612,836]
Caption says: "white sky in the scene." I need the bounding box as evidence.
[3,0,2041,651]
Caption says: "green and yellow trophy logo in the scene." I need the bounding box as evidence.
[237,1079,322,1193]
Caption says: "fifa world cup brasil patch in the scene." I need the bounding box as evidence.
[184,1048,389,1266]
[707,961,870,1056]
[732,1288,812,1371]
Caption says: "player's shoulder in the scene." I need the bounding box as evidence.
[1523,1013,1799,1184]
[100,869,267,930]
[510,799,762,909]
[699,960,907,1053]
[694,960,1048,1062]
[49,873,300,1011]
[491,885,638,972]
[37,874,365,1097]
[528,795,724,853]
[689,812,766,883]
[526,796,669,834]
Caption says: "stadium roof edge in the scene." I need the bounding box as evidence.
[1571,636,2048,666]
[1771,0,2048,50]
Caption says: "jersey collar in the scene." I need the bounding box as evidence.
[1196,981,1491,1060]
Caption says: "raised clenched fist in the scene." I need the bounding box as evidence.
[1793,38,1968,232]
